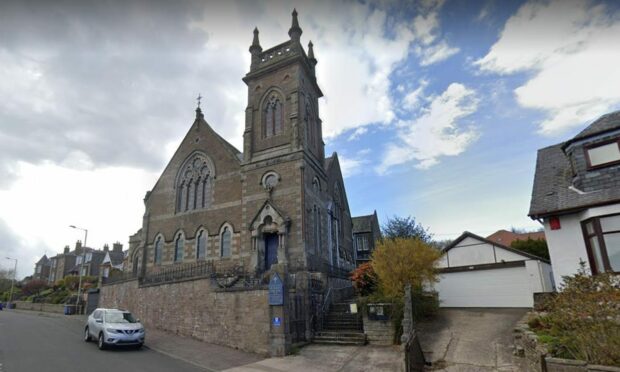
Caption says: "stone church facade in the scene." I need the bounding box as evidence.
[101,11,356,356]
[126,10,354,279]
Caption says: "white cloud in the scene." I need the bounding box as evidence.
[476,0,620,134]
[418,40,460,66]
[338,149,371,178]
[377,83,479,173]
[402,79,428,109]
[347,127,368,141]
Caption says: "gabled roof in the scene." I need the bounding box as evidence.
[352,215,373,233]
[444,231,550,263]
[36,255,50,266]
[103,251,125,266]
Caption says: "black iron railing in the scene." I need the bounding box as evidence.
[140,260,215,286]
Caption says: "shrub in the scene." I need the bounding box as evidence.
[21,279,49,296]
[530,262,620,366]
[350,262,378,296]
[372,237,441,297]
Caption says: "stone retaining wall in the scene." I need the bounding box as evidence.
[13,301,65,314]
[99,278,270,355]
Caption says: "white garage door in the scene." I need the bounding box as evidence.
[436,266,533,308]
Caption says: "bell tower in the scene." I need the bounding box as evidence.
[242,9,325,165]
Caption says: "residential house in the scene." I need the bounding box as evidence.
[435,231,554,308]
[486,229,545,247]
[529,111,620,286]
[33,255,51,281]
[100,243,125,282]
[352,211,381,266]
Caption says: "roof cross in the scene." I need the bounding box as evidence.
[196,93,202,109]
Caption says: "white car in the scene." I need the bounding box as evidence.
[84,308,145,350]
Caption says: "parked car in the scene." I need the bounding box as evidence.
[84,308,145,350]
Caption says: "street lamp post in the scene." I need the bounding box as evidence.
[69,225,88,314]
[5,257,17,308]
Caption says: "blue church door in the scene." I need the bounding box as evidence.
[265,233,278,270]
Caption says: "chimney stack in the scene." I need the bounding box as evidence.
[103,244,109,252]
[64,245,70,254]
[113,242,123,253]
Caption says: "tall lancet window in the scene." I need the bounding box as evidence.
[176,153,212,213]
[264,94,283,138]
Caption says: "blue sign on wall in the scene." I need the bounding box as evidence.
[273,316,281,327]
[269,273,284,305]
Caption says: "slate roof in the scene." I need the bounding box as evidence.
[36,255,50,266]
[108,251,125,266]
[570,110,620,143]
[529,112,620,218]
[352,215,373,233]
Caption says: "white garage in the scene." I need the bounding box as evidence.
[435,232,555,308]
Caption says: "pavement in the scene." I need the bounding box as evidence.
[5,308,402,371]
[416,308,528,372]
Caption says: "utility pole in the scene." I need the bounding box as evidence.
[69,225,88,314]
[5,257,17,308]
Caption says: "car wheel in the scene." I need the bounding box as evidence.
[84,327,91,342]
[135,343,143,350]
[98,333,106,350]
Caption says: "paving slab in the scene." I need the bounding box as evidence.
[417,308,527,371]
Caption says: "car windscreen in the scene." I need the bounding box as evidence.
[105,311,137,323]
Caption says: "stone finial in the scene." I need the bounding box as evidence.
[249,27,262,69]
[308,41,317,64]
[288,8,302,42]
[249,27,262,54]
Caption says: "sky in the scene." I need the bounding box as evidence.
[1,0,620,279]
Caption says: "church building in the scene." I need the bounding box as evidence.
[101,11,358,355]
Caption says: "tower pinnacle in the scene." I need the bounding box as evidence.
[288,9,302,42]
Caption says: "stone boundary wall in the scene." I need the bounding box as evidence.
[13,301,65,314]
[514,313,620,372]
[362,303,395,346]
[99,278,270,355]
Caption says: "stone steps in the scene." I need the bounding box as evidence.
[313,331,366,345]
[313,299,365,345]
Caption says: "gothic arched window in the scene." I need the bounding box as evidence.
[220,226,232,257]
[176,153,212,213]
[264,94,283,138]
[174,233,184,262]
[154,236,163,265]
[196,230,207,260]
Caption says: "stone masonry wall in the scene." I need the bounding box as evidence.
[100,278,270,355]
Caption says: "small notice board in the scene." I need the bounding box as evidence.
[268,273,284,305]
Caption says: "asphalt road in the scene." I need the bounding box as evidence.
[0,310,205,372]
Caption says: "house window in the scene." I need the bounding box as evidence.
[174,234,184,262]
[264,94,283,138]
[197,230,207,260]
[154,236,163,265]
[585,140,620,168]
[356,236,369,252]
[221,226,232,257]
[582,214,620,274]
